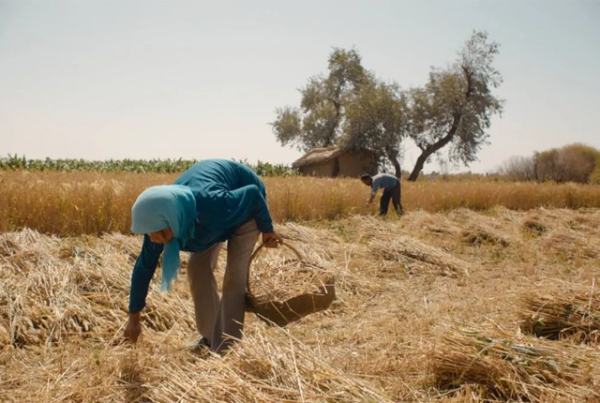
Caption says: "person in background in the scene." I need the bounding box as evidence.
[124,159,282,354]
[360,173,404,216]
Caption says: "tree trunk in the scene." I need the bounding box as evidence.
[408,114,461,181]
[408,153,428,182]
[408,68,473,181]
[324,99,342,147]
[387,150,402,178]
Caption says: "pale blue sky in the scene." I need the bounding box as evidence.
[1,0,599,172]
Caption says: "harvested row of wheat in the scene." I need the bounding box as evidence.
[369,236,470,277]
[0,229,193,346]
[431,328,600,401]
[461,223,511,247]
[520,281,600,344]
[543,228,600,261]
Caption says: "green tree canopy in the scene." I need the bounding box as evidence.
[342,81,408,176]
[272,49,371,151]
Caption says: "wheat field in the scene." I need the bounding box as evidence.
[1,204,600,401]
[2,170,600,234]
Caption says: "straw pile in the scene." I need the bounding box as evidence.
[432,327,600,401]
[460,223,511,247]
[403,210,462,238]
[369,236,470,277]
[522,214,549,235]
[520,281,600,343]
[542,228,599,260]
[0,229,195,347]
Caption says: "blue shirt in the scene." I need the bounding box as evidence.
[371,173,398,195]
[128,159,273,312]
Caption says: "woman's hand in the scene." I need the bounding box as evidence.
[262,232,283,248]
[124,312,142,343]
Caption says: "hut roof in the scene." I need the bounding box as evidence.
[292,146,344,168]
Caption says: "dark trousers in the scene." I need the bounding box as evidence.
[380,181,403,216]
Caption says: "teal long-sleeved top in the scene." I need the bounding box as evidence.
[128,159,273,312]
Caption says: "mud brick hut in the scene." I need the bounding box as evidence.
[292,146,377,177]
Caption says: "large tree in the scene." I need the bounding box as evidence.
[272,48,406,176]
[273,32,502,179]
[272,48,371,151]
[406,31,503,181]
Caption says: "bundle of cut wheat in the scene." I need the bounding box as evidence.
[431,328,600,401]
[369,236,470,277]
[520,282,600,343]
[401,210,462,238]
[542,228,599,260]
[461,224,511,247]
[522,214,549,235]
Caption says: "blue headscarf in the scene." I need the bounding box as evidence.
[131,185,196,291]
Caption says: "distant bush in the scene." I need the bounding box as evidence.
[423,172,505,182]
[533,144,599,183]
[590,155,600,185]
[497,156,536,181]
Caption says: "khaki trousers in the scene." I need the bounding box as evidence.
[187,220,259,353]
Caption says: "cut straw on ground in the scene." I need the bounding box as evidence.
[431,327,600,401]
[2,208,600,401]
[520,280,600,344]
